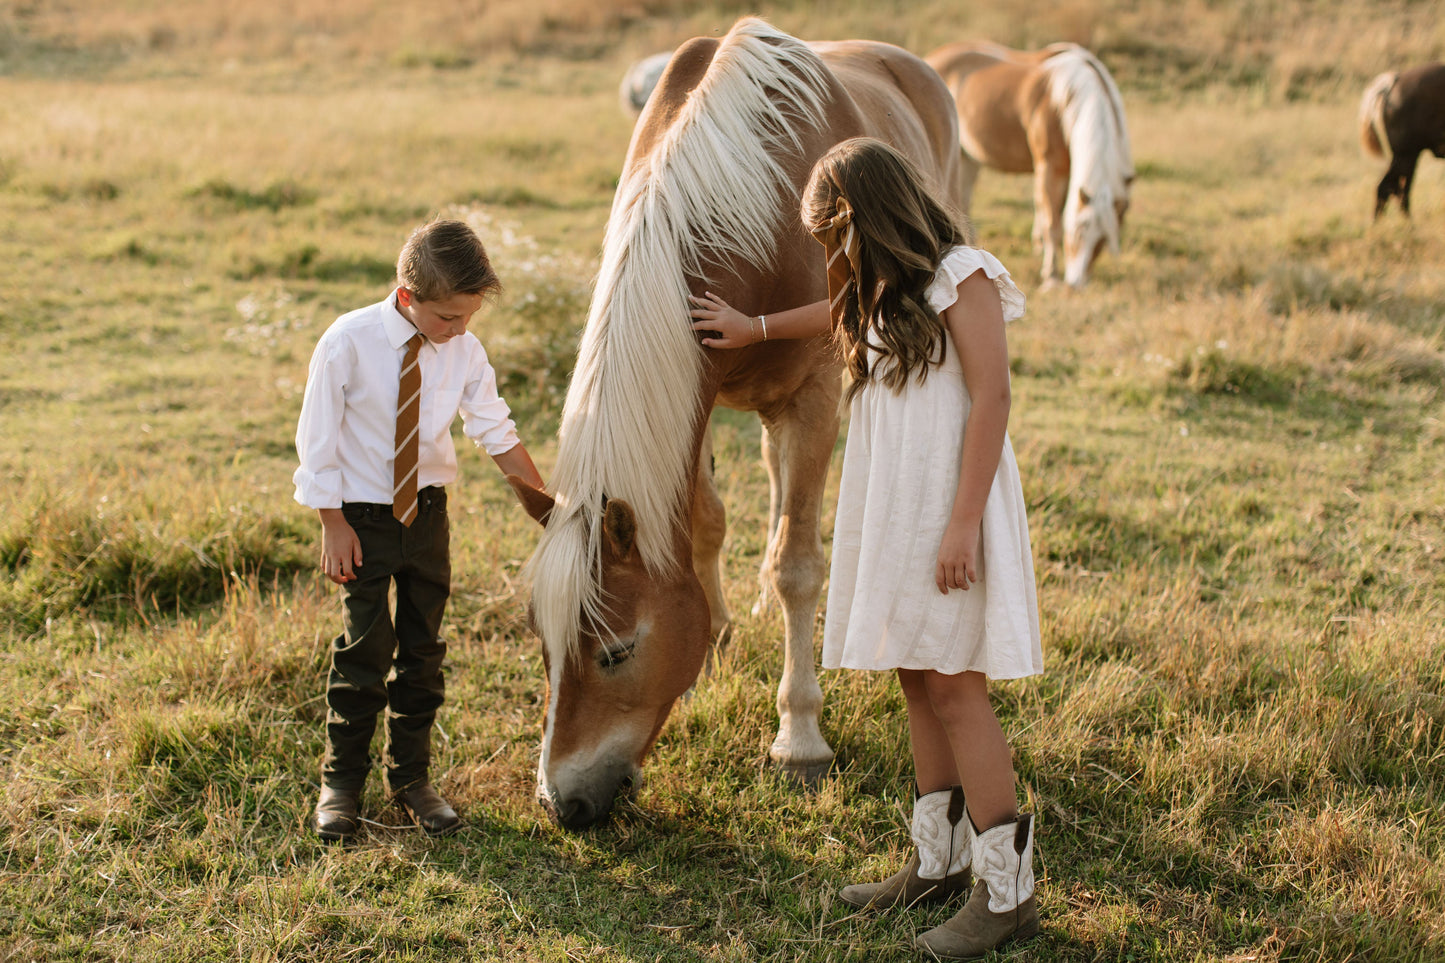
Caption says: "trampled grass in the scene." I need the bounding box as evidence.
[2,2,1444,961]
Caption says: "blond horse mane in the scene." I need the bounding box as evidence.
[527,18,830,661]
[1044,45,1133,232]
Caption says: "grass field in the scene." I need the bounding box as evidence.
[2,2,1443,961]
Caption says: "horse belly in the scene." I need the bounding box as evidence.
[957,99,1035,173]
[949,66,1038,174]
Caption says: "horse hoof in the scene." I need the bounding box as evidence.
[774,758,833,787]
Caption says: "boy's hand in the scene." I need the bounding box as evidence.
[318,509,362,584]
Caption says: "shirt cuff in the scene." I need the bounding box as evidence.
[292,466,342,509]
[469,420,522,456]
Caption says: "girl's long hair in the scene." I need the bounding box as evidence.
[802,138,969,402]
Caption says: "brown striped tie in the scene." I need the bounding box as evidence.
[392,332,424,526]
[809,195,861,331]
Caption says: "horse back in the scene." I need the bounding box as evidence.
[812,40,964,206]
[927,44,1054,174]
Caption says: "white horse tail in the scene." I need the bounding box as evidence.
[1359,71,1397,159]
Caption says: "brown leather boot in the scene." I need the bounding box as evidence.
[314,784,362,841]
[839,851,972,910]
[393,783,462,837]
[916,814,1040,958]
[840,786,972,910]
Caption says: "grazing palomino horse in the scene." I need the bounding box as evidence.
[1359,63,1445,218]
[926,41,1133,287]
[507,17,961,830]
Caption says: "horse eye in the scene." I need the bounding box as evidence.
[598,639,636,669]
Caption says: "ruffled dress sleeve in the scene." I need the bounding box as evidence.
[924,246,1026,322]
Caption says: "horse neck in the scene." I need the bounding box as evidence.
[1051,55,1127,198]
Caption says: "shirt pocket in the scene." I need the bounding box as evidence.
[429,387,463,437]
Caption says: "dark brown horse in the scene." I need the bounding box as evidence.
[506,18,961,830]
[1359,63,1445,218]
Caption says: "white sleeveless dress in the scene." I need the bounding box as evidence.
[822,246,1043,678]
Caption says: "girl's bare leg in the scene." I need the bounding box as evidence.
[898,667,957,793]
[919,669,1018,830]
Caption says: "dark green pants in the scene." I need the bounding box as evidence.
[323,486,450,794]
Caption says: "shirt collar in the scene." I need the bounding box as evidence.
[384,290,425,351]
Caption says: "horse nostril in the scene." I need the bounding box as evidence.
[558,796,596,830]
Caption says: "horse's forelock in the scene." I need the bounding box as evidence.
[528,18,833,662]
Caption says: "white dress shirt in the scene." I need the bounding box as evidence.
[293,292,521,509]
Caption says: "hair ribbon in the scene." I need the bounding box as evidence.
[809,196,862,330]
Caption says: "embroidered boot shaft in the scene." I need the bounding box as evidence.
[915,813,1040,958]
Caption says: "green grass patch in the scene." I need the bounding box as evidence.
[189,178,317,212]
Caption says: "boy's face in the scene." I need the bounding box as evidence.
[397,288,485,344]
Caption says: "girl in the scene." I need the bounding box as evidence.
[689,137,1042,958]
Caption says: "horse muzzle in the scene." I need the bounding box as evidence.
[537,762,640,831]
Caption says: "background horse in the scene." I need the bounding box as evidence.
[1359,62,1445,218]
[926,41,1133,288]
[507,17,961,830]
[617,51,670,118]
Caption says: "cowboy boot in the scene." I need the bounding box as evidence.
[393,782,462,837]
[315,710,375,841]
[916,813,1040,958]
[314,784,362,841]
[840,786,973,910]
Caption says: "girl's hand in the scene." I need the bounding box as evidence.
[689,292,755,349]
[935,519,981,594]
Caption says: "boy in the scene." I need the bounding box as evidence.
[293,218,545,841]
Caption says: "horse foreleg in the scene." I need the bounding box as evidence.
[761,404,837,782]
[751,422,782,617]
[958,153,982,246]
[1033,162,1067,283]
[691,425,732,663]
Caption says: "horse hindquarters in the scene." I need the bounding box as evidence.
[1370,63,1445,218]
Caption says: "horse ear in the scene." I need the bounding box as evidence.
[506,475,555,527]
[602,497,638,558]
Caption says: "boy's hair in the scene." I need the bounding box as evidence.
[396,218,501,303]
[802,138,969,402]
